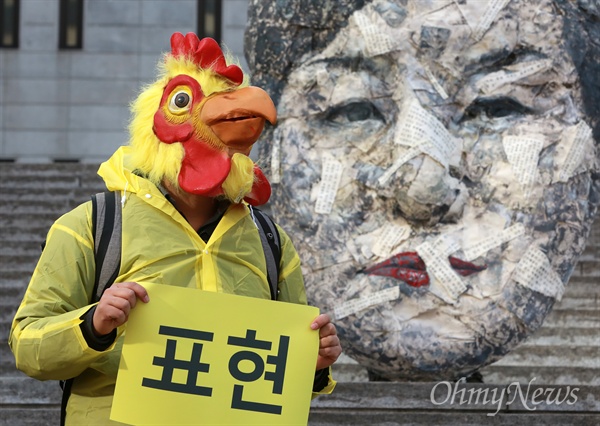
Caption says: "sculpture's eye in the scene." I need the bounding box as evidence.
[168,90,192,113]
[461,96,533,121]
[326,101,386,125]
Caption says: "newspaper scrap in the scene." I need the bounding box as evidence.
[371,222,411,258]
[334,285,400,320]
[424,65,449,100]
[555,121,594,183]
[315,154,343,214]
[472,0,511,42]
[393,99,457,168]
[503,135,544,197]
[352,9,398,57]
[416,240,467,303]
[463,223,526,261]
[514,246,565,300]
[270,128,283,184]
[431,234,462,257]
[477,58,553,94]
[378,145,421,185]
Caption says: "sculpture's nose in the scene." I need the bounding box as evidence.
[376,151,467,227]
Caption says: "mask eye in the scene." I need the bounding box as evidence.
[168,90,192,113]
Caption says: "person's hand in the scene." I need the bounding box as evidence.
[92,282,149,336]
[311,314,342,370]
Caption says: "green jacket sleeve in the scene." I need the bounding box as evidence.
[8,202,117,381]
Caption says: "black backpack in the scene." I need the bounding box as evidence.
[59,190,282,425]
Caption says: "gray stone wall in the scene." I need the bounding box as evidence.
[0,0,249,162]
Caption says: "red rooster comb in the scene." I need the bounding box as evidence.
[169,32,243,86]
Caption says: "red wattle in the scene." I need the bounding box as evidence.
[243,165,271,206]
[178,141,231,195]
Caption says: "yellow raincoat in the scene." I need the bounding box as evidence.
[9,146,335,425]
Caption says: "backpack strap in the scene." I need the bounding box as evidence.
[249,206,282,300]
[90,191,122,302]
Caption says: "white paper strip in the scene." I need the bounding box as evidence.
[433,234,462,257]
[315,155,343,214]
[378,146,421,185]
[503,135,544,196]
[514,247,565,300]
[270,130,282,184]
[556,121,593,182]
[424,66,449,100]
[334,286,400,320]
[371,222,411,258]
[416,240,467,301]
[463,223,526,261]
[395,100,456,167]
[472,0,511,42]
[477,59,553,94]
[353,11,397,57]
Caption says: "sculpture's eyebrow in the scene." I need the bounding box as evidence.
[466,46,548,74]
[305,56,393,77]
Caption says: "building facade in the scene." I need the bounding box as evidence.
[0,0,249,162]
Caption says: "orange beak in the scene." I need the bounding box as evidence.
[200,86,277,154]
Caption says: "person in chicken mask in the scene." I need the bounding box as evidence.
[9,33,341,425]
[245,0,600,381]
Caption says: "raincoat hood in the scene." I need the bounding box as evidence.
[98,145,152,195]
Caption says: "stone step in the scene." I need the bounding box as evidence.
[0,226,53,241]
[518,326,600,347]
[481,345,599,369]
[574,259,600,277]
[520,328,598,350]
[309,382,600,425]
[0,212,66,226]
[537,309,599,329]
[1,378,599,426]
[0,256,38,271]
[0,186,104,199]
[479,365,600,386]
[1,312,21,344]
[1,345,19,376]
[331,359,600,387]
[558,280,600,297]
[332,334,600,384]
[4,258,71,270]
[0,162,100,178]
[0,244,44,257]
[0,375,62,403]
[0,198,90,214]
[545,295,599,311]
[0,407,61,426]
[0,173,103,191]
[0,270,30,286]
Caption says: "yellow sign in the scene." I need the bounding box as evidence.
[111,283,320,425]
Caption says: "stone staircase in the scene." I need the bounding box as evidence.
[1,163,108,425]
[1,163,598,425]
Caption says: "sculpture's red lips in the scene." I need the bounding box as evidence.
[364,251,486,287]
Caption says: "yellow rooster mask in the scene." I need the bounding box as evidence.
[128,32,276,205]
